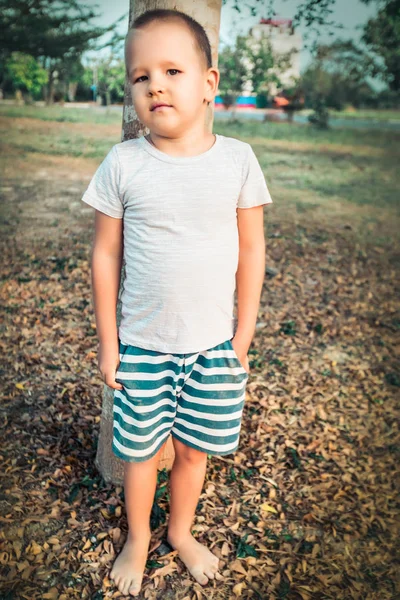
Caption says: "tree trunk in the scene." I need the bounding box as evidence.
[46,70,55,105]
[68,81,78,102]
[95,0,222,485]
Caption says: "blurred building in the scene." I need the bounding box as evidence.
[215,17,302,109]
[248,18,302,96]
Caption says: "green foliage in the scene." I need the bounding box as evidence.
[361,0,400,91]
[5,53,48,96]
[83,55,126,105]
[245,34,292,96]
[370,88,400,109]
[218,31,295,110]
[222,0,341,34]
[300,37,384,125]
[301,39,375,111]
[280,320,297,335]
[308,97,330,129]
[0,0,125,103]
[0,0,119,60]
[236,533,259,558]
[217,38,248,108]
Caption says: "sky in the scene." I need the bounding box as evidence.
[83,0,379,73]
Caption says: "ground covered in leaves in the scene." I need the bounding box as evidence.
[0,109,399,599]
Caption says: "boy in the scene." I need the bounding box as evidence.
[81,8,273,598]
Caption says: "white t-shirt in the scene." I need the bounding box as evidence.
[81,133,273,353]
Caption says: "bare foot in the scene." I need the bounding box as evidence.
[110,530,151,597]
[167,532,219,585]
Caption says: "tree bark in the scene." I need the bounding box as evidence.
[45,69,55,105]
[95,0,222,485]
[68,81,78,102]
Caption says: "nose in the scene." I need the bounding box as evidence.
[147,74,165,96]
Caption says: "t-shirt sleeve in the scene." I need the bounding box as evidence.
[81,145,123,218]
[237,145,273,209]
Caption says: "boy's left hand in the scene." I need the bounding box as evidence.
[231,337,250,375]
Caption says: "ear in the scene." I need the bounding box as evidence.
[204,67,220,104]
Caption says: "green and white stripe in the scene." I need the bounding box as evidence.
[112,338,248,462]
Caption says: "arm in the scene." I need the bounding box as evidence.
[233,205,266,373]
[91,209,124,390]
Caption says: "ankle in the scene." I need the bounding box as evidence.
[127,528,151,544]
[167,529,192,548]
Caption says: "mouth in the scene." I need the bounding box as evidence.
[150,104,172,111]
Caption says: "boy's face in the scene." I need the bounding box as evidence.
[126,21,218,136]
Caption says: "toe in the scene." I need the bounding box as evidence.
[191,566,209,586]
[110,568,118,581]
[129,580,140,594]
[121,579,131,596]
[204,568,215,579]
[129,586,140,596]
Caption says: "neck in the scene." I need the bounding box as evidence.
[146,127,215,157]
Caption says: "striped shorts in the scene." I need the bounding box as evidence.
[112,337,249,463]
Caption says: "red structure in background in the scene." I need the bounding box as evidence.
[260,17,293,28]
[273,95,290,107]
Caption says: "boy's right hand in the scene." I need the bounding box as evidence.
[97,342,123,390]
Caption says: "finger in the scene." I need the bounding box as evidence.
[103,377,123,390]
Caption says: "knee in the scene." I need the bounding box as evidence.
[173,439,207,465]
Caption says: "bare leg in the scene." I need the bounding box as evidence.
[110,440,167,597]
[167,437,220,585]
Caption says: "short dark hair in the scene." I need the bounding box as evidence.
[126,9,212,72]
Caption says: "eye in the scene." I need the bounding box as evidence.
[167,69,180,76]
[133,75,147,83]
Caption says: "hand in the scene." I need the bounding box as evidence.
[231,337,250,375]
[97,342,123,390]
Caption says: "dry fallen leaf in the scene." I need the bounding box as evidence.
[0,116,398,600]
[260,503,278,514]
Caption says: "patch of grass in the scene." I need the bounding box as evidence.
[0,127,116,160]
[0,104,121,125]
[214,117,400,149]
[312,173,399,207]
[329,109,400,122]
[1,105,399,215]
[241,134,399,210]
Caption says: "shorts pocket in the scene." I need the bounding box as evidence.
[227,338,249,376]
[115,339,132,383]
[118,338,128,359]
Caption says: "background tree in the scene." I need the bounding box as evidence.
[0,0,124,103]
[217,37,248,112]
[218,31,295,115]
[225,0,344,56]
[82,56,126,106]
[5,52,48,104]
[361,0,400,92]
[61,57,85,103]
[299,38,379,127]
[302,39,376,110]
[244,31,295,100]
[276,80,306,122]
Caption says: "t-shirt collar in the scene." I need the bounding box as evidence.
[139,134,221,164]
